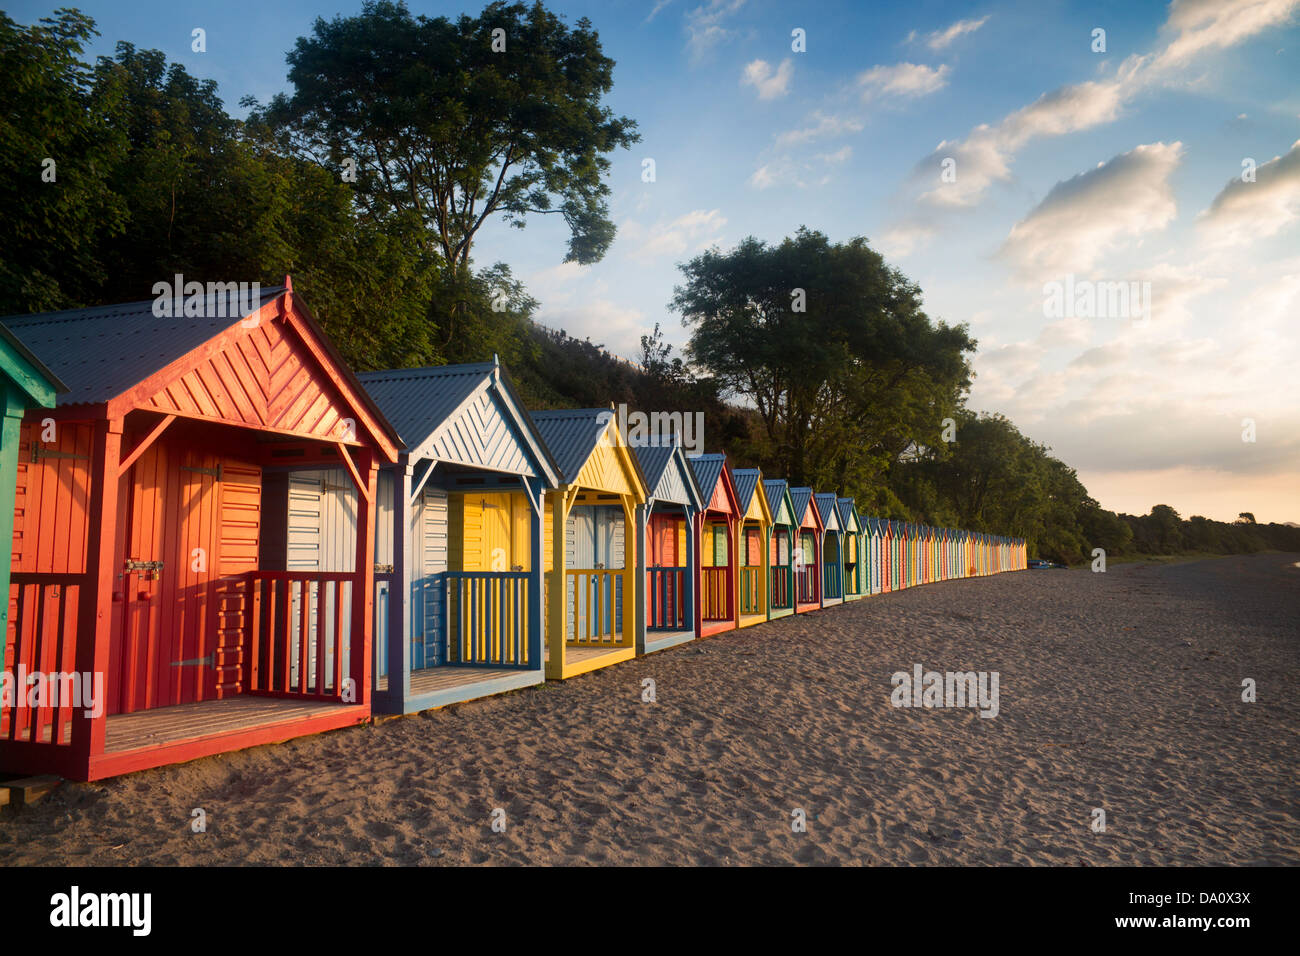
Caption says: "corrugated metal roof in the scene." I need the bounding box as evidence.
[763,478,789,520]
[358,361,559,484]
[530,408,616,484]
[837,497,860,530]
[789,486,814,525]
[358,363,492,452]
[634,443,675,492]
[634,442,702,508]
[0,320,67,396]
[814,492,840,527]
[0,286,284,406]
[687,453,725,501]
[731,467,761,513]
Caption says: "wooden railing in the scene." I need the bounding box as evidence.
[701,566,731,622]
[770,565,791,609]
[646,566,687,631]
[245,572,353,701]
[566,569,623,645]
[739,566,763,615]
[444,571,530,666]
[797,565,818,604]
[2,572,84,746]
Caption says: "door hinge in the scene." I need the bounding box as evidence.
[30,442,89,462]
[170,654,213,667]
[182,463,223,479]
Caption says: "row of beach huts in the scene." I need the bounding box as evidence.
[0,281,1025,781]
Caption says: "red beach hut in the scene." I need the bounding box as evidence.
[0,280,400,780]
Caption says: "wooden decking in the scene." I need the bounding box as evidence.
[376,667,524,696]
[373,665,545,714]
[643,628,695,653]
[104,697,348,754]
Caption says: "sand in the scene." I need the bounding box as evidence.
[2,552,1296,866]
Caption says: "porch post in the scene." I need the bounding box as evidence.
[351,450,377,709]
[545,487,567,679]
[0,398,23,674]
[73,416,122,768]
[634,500,649,653]
[620,496,636,649]
[387,460,412,710]
[526,477,544,671]
[684,507,696,631]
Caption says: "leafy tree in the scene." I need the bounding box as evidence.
[258,0,638,269]
[0,9,127,311]
[672,227,975,493]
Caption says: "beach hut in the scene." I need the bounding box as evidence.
[730,467,773,628]
[1,323,66,678]
[838,499,864,601]
[531,408,647,679]
[863,517,879,595]
[788,488,823,613]
[894,521,907,590]
[762,479,797,621]
[688,454,740,637]
[634,442,704,654]
[0,281,400,780]
[814,493,844,608]
[879,519,892,593]
[265,360,562,716]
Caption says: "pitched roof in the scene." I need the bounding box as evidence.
[0,321,67,401]
[358,360,559,485]
[837,497,860,530]
[814,492,841,528]
[0,286,284,407]
[763,478,792,524]
[634,442,702,508]
[530,408,648,498]
[789,486,814,525]
[687,453,726,500]
[730,467,762,512]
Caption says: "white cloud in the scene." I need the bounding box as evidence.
[1198,139,1300,246]
[741,58,794,100]
[919,15,990,51]
[645,0,674,24]
[774,111,864,147]
[817,146,852,165]
[685,0,747,61]
[903,0,1298,216]
[627,209,727,259]
[1000,142,1184,276]
[858,62,950,101]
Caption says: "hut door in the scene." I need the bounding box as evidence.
[477,493,513,571]
[110,444,221,715]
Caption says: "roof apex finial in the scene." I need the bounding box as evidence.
[284,274,293,292]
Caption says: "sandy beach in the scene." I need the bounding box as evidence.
[2,553,1296,866]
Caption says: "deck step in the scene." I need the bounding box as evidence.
[2,774,63,806]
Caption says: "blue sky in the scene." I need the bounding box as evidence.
[13,0,1300,522]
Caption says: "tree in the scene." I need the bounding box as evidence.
[0,9,128,312]
[258,0,638,270]
[1236,512,1256,524]
[672,227,975,493]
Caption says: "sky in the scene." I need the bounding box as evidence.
[12,0,1300,523]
